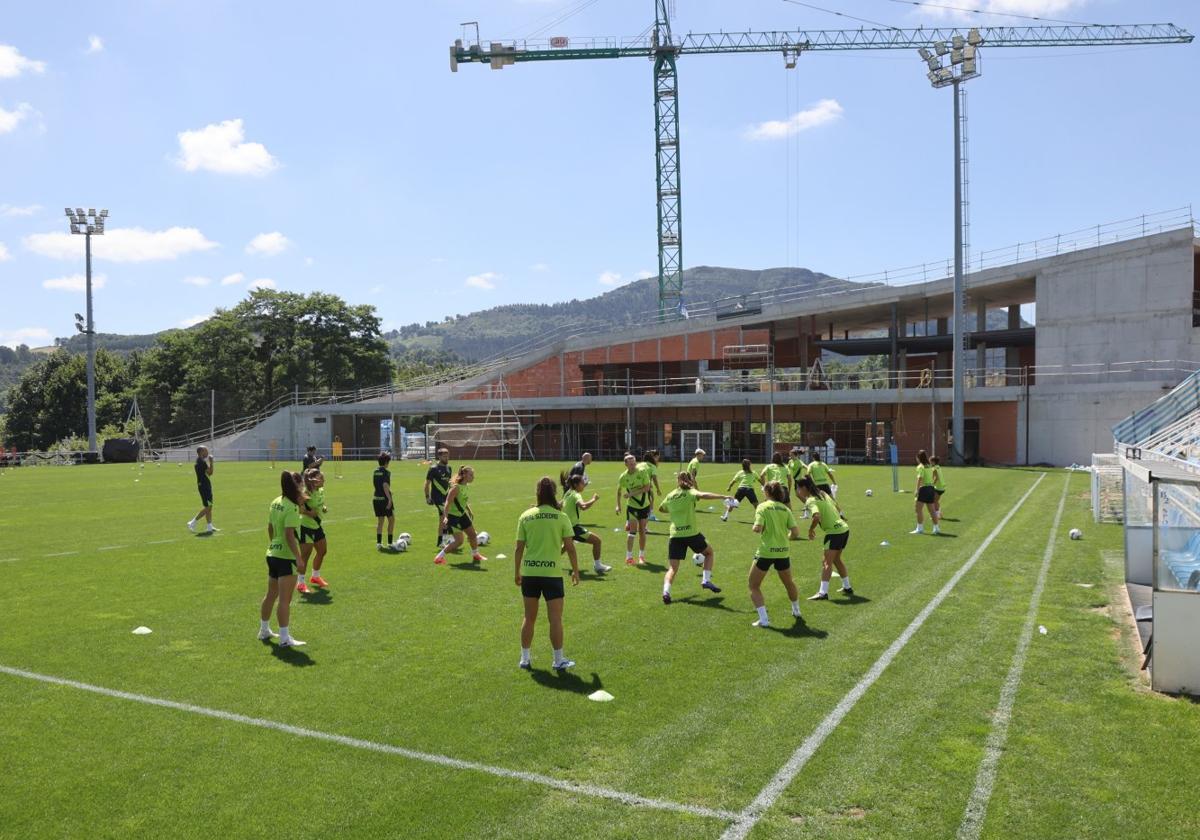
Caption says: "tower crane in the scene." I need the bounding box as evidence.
[451,4,1191,319]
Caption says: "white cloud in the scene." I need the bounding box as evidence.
[0,326,51,347]
[86,35,104,54]
[530,262,550,272]
[304,256,314,267]
[744,98,843,141]
[465,272,498,290]
[0,45,46,78]
[247,278,276,290]
[181,275,211,286]
[636,269,654,280]
[220,272,245,286]
[0,204,40,218]
[176,119,279,176]
[245,231,290,256]
[24,226,218,262]
[43,273,108,292]
[0,243,9,262]
[598,270,625,287]
[369,284,385,294]
[919,0,1088,20]
[0,103,35,135]
[180,314,210,328]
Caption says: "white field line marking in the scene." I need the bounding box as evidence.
[0,664,736,823]
[146,539,179,545]
[957,474,1069,840]
[0,558,20,564]
[97,545,127,551]
[721,472,1047,840]
[43,551,79,557]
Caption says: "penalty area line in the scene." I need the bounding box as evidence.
[0,664,736,824]
[956,473,1069,840]
[720,471,1048,840]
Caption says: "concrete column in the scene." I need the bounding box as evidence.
[975,300,988,385]
[1006,304,1021,385]
[889,304,899,388]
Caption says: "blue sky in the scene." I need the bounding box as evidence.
[1,0,1196,348]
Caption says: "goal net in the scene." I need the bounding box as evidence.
[425,422,528,450]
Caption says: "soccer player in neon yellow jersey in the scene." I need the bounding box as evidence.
[806,450,836,497]
[798,475,854,601]
[657,471,733,604]
[686,448,705,489]
[615,454,653,564]
[911,449,941,535]
[749,480,804,628]
[259,470,307,647]
[514,477,580,671]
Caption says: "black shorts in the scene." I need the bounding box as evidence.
[668,533,708,560]
[430,496,446,509]
[572,525,591,543]
[917,486,936,504]
[197,485,213,507]
[626,505,650,522]
[734,487,759,506]
[521,575,565,601]
[935,489,945,498]
[755,555,791,572]
[373,498,393,517]
[816,484,833,497]
[266,555,296,579]
[823,531,850,551]
[447,513,472,533]
[300,525,326,544]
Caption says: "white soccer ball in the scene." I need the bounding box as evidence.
[477,531,491,546]
[398,532,412,542]
[731,498,740,508]
[865,489,874,497]
[1069,528,1082,541]
[440,534,454,547]
[393,538,408,552]
[693,552,705,566]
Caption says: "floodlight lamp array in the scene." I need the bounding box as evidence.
[918,29,981,88]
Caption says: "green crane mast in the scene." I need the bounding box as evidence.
[450,9,1191,320]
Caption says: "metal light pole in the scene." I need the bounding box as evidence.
[919,34,979,465]
[66,207,107,461]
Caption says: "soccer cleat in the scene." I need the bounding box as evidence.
[309,575,328,587]
[625,555,636,565]
[553,659,575,671]
[932,526,941,535]
[473,553,487,563]
[701,581,722,593]
[377,543,386,552]
[257,628,279,641]
[807,592,829,601]
[909,527,924,535]
[637,555,646,566]
[720,513,729,522]
[279,637,306,647]
[519,660,532,671]
[207,526,219,532]
[434,554,446,565]
[594,561,612,574]
[296,581,309,594]
[841,586,854,596]
[751,619,770,628]
[186,520,196,532]
[662,592,672,605]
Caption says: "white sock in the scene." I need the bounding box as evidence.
[841,576,851,589]
[819,580,830,595]
[298,574,306,584]
[207,523,215,531]
[702,569,712,584]
[260,619,271,633]
[520,647,531,663]
[791,600,801,616]
[638,551,645,559]
[756,605,769,623]
[553,648,564,664]
[626,550,633,559]
[279,625,290,640]
[435,549,445,559]
[914,523,924,532]
[663,581,672,596]
[188,517,196,524]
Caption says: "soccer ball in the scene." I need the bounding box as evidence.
[477,531,491,546]
[1069,528,1082,540]
[393,538,409,552]
[731,498,740,508]
[440,534,454,547]
[398,532,412,542]
[693,552,705,566]
[865,489,874,497]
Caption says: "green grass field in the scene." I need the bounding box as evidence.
[1,459,1198,839]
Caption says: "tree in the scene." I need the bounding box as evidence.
[3,349,134,450]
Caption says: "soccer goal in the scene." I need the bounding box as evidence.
[679,430,715,465]
[426,421,530,452]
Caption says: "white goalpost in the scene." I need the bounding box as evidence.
[426,377,537,460]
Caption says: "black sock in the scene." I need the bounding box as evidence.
[387,532,393,543]
[376,533,382,544]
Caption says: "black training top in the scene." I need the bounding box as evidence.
[373,467,391,501]
[568,460,587,479]
[194,456,210,486]
[426,462,452,504]
[302,453,321,471]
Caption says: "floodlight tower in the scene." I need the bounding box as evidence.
[65,207,108,461]
[919,32,981,465]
